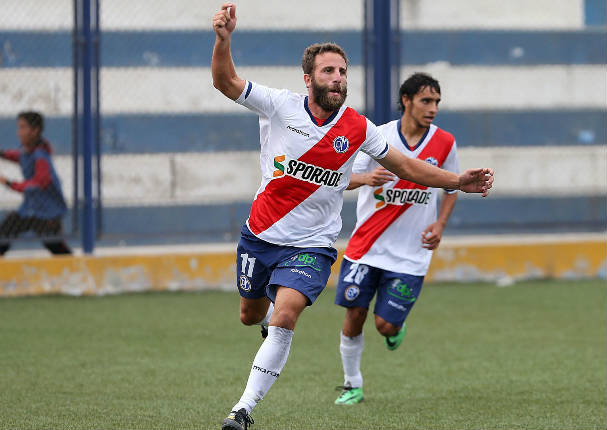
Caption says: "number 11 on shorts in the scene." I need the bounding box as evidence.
[240,253,256,277]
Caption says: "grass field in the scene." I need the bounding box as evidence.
[1,279,605,429]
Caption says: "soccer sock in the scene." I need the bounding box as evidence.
[233,325,293,413]
[340,331,364,388]
[258,302,274,326]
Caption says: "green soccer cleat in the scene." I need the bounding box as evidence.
[385,323,406,351]
[334,386,364,405]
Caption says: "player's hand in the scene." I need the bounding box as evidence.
[421,222,443,250]
[458,168,493,197]
[365,167,395,186]
[0,176,7,185]
[213,3,237,41]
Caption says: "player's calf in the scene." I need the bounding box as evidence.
[239,297,271,326]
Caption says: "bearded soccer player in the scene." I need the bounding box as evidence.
[212,4,493,429]
[333,73,459,405]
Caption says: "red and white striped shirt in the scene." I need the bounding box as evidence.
[236,81,389,247]
[344,121,459,275]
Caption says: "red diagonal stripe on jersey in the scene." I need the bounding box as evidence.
[345,127,455,260]
[248,107,367,235]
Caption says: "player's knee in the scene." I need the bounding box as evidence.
[375,319,399,337]
[270,308,298,330]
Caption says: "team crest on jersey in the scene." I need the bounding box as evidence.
[425,157,438,166]
[239,275,252,292]
[332,136,349,153]
[344,285,360,301]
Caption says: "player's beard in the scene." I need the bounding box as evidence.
[311,78,347,112]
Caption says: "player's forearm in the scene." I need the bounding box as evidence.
[211,37,245,100]
[383,155,459,190]
[346,173,368,190]
[436,192,458,227]
[0,149,20,162]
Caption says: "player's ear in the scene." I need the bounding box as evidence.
[303,74,311,89]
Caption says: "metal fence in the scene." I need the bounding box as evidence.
[0,0,76,255]
[1,0,605,255]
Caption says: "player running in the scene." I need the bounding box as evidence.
[334,73,459,405]
[212,4,493,429]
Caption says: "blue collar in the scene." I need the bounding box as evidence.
[397,119,429,151]
[304,96,339,126]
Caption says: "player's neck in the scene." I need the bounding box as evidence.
[307,98,335,120]
[400,116,428,145]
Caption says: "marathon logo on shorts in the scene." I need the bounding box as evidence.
[374,188,432,207]
[272,155,343,187]
[290,268,312,279]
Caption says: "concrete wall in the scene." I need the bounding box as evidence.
[1,234,604,296]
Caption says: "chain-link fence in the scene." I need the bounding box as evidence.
[0,0,75,255]
[1,0,605,252]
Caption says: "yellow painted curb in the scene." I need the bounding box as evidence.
[0,237,605,297]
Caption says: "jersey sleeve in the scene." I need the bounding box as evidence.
[235,80,288,118]
[352,151,374,174]
[360,118,389,160]
[442,140,459,194]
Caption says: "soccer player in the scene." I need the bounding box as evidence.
[0,111,71,256]
[212,4,493,429]
[333,73,458,405]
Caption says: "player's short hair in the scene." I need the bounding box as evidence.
[302,43,349,75]
[17,111,44,133]
[398,73,441,113]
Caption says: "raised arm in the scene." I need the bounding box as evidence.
[212,3,246,100]
[377,146,493,196]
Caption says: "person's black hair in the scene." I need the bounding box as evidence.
[17,111,44,133]
[398,73,441,113]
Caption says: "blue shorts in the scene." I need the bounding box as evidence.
[236,225,337,305]
[334,259,424,327]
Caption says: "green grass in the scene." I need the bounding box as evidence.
[1,279,605,429]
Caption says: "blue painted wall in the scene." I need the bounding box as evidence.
[1,29,605,68]
[0,110,604,155]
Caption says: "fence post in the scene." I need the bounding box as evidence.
[364,0,400,125]
[74,0,100,254]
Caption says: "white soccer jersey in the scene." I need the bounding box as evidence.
[235,81,389,247]
[344,120,459,275]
